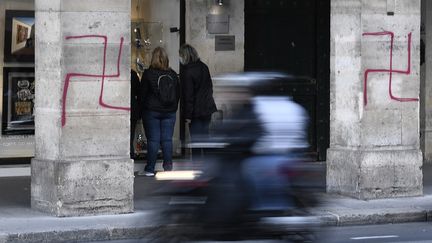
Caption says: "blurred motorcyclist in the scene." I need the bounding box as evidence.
[156,73,320,242]
[194,73,310,226]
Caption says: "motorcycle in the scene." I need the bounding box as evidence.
[154,72,324,242]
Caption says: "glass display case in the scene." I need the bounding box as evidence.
[2,67,35,135]
[2,10,35,135]
[131,21,163,74]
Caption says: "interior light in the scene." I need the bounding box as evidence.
[218,0,223,6]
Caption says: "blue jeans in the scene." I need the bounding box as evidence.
[143,110,176,173]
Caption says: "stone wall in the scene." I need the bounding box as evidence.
[185,0,244,76]
[31,0,134,216]
[327,0,423,199]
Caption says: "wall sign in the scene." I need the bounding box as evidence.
[206,14,229,34]
[215,35,235,51]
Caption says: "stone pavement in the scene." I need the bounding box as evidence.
[0,161,431,242]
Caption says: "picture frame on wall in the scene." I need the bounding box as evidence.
[2,67,35,135]
[3,10,35,63]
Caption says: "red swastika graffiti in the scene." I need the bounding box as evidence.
[362,31,419,106]
[61,35,130,127]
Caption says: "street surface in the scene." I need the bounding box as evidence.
[318,222,432,243]
[86,222,432,242]
[2,161,432,242]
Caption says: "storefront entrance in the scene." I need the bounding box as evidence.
[244,0,330,161]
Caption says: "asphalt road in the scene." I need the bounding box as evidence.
[129,164,432,242]
[85,222,432,242]
[317,222,432,243]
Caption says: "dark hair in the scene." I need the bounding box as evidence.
[150,47,169,70]
[179,44,199,65]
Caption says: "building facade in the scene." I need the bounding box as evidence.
[0,0,429,215]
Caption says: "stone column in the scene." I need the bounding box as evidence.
[327,0,422,199]
[32,0,133,216]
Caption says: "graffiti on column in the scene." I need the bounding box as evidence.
[362,31,419,106]
[61,35,130,127]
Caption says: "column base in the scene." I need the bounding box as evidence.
[327,148,423,199]
[31,158,134,217]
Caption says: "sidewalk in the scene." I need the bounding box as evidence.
[0,161,432,242]
[319,162,432,226]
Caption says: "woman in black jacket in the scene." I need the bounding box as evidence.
[179,44,217,161]
[140,47,180,176]
[130,69,141,159]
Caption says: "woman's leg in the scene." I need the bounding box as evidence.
[189,119,202,161]
[160,112,176,171]
[143,111,161,173]
[189,116,212,161]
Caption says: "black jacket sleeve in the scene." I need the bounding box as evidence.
[131,70,140,101]
[139,70,150,115]
[131,70,141,119]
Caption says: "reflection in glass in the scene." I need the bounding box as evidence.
[131,21,163,73]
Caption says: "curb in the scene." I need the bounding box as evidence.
[1,210,432,242]
[0,226,162,243]
[318,209,431,226]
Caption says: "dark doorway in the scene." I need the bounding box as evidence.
[245,0,330,161]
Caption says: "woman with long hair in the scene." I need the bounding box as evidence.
[140,47,180,176]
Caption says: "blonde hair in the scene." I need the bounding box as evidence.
[179,44,199,65]
[150,47,169,70]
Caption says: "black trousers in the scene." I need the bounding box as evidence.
[130,117,139,158]
[189,115,212,161]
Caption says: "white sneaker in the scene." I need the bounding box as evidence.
[144,171,155,177]
[137,171,155,177]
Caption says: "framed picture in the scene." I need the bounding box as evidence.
[3,10,35,63]
[2,67,35,135]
